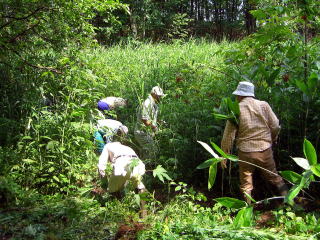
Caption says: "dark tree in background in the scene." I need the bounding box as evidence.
[93,0,256,43]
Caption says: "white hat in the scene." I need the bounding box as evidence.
[151,86,165,97]
[118,125,128,135]
[232,81,255,97]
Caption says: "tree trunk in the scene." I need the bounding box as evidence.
[244,0,256,34]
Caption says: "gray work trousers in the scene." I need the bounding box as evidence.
[134,130,157,160]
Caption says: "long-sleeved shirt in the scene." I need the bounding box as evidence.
[98,142,138,176]
[221,97,280,153]
[96,119,125,142]
[135,95,159,131]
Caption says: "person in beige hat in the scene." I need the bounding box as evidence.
[134,86,165,160]
[221,81,287,203]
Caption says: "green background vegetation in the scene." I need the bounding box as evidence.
[1,0,320,239]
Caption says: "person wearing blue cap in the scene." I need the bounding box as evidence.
[97,97,128,118]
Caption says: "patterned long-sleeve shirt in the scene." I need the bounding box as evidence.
[221,97,280,153]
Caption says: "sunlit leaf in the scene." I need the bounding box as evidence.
[210,141,228,158]
[233,207,253,228]
[208,164,217,189]
[196,158,223,169]
[291,157,310,170]
[296,79,309,95]
[53,176,60,183]
[285,185,302,204]
[279,170,302,184]
[197,141,219,158]
[310,164,320,178]
[303,139,317,166]
[215,197,247,209]
[22,159,37,164]
[226,154,238,162]
[233,208,245,228]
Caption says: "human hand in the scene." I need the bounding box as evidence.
[99,169,105,178]
[220,159,227,169]
[151,124,158,132]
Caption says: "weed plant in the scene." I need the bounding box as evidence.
[1,39,320,239]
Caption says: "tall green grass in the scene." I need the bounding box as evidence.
[76,40,238,182]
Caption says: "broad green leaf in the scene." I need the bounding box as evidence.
[311,164,320,178]
[22,159,37,164]
[233,208,245,228]
[233,207,253,228]
[303,139,317,166]
[134,194,140,207]
[210,141,228,159]
[215,197,247,209]
[139,192,152,201]
[299,170,313,188]
[226,154,238,162]
[227,98,240,116]
[285,185,302,204]
[197,141,219,158]
[242,207,253,226]
[291,157,310,170]
[197,158,223,169]
[197,159,214,169]
[153,165,172,183]
[208,164,217,190]
[296,80,309,95]
[279,170,302,184]
[129,158,140,171]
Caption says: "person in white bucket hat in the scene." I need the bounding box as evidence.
[232,81,255,97]
[134,86,165,160]
[220,81,287,203]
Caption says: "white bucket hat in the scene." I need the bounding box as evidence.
[232,81,255,97]
[151,86,165,97]
[118,125,128,135]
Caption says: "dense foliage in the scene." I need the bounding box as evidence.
[1,0,320,239]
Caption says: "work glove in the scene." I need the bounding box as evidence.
[99,169,106,178]
[220,159,227,169]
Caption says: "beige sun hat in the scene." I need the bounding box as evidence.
[118,125,128,135]
[151,86,165,97]
[232,81,255,97]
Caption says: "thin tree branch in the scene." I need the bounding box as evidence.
[7,21,41,43]
[2,45,63,74]
[0,6,46,30]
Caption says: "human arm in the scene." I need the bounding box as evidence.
[97,146,110,177]
[142,119,158,131]
[141,97,158,131]
[220,120,237,168]
[264,103,280,143]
